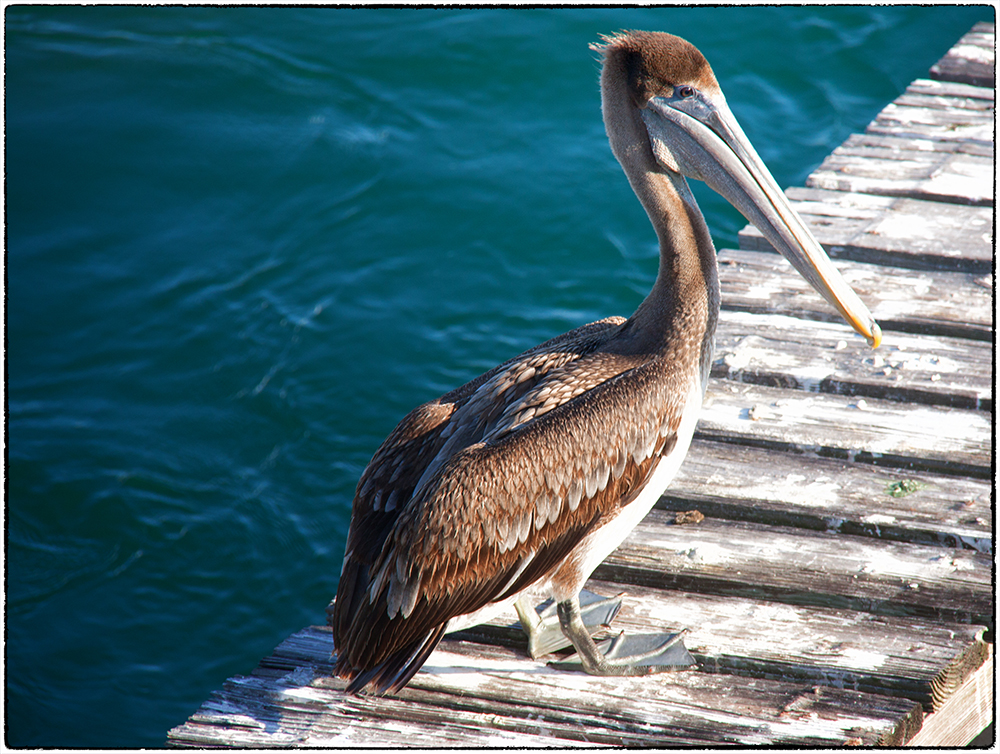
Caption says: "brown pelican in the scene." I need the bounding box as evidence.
[329,30,881,695]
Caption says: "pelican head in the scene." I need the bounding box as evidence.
[595,31,881,347]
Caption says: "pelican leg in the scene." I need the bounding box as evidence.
[514,589,622,659]
[549,594,695,676]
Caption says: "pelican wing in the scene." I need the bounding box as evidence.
[330,317,626,637]
[331,317,690,693]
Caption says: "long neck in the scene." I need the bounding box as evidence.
[599,65,720,375]
[634,168,720,339]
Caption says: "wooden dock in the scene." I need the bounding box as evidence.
[168,23,994,747]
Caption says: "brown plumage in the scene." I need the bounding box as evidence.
[329,30,879,695]
[331,314,697,692]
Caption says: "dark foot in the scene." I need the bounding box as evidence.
[549,630,695,674]
[515,589,622,659]
[548,594,695,676]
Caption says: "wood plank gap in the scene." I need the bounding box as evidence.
[697,382,992,479]
[596,511,991,627]
[720,247,992,340]
[712,311,992,412]
[693,429,990,480]
[735,184,993,289]
[657,438,992,554]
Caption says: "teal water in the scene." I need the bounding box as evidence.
[5,6,988,746]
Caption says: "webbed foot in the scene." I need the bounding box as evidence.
[547,594,695,676]
[549,629,695,675]
[514,589,622,659]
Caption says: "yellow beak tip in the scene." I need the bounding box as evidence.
[868,322,882,349]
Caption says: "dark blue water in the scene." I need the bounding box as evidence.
[5,6,988,746]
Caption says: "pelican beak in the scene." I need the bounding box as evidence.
[642,90,881,348]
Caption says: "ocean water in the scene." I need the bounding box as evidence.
[5,5,988,746]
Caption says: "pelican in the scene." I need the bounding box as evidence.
[329,30,881,695]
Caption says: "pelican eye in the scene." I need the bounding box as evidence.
[675,85,695,99]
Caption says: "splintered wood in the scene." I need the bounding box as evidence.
[168,22,993,748]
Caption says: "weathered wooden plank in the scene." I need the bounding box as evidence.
[871,93,995,122]
[719,248,992,340]
[892,92,994,116]
[171,675,585,747]
[906,77,995,103]
[697,380,991,478]
[368,643,915,747]
[839,130,992,158]
[929,22,996,88]
[167,623,925,747]
[865,100,994,147]
[465,579,988,711]
[806,148,992,206]
[737,186,992,273]
[907,646,993,746]
[713,310,992,411]
[660,439,992,554]
[598,510,992,626]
